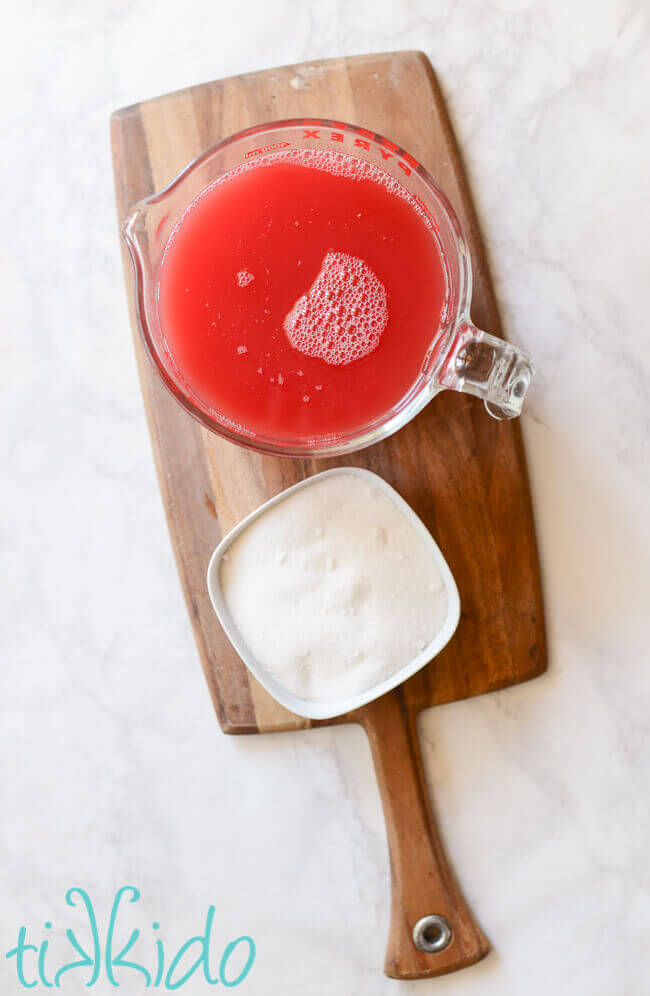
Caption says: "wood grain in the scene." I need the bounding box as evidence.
[111,51,546,978]
[362,695,489,977]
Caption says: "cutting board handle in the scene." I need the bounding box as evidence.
[361,693,490,979]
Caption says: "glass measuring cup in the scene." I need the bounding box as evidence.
[123,118,534,457]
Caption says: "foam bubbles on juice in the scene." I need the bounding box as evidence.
[236,269,255,287]
[283,251,388,366]
[162,147,434,266]
[212,149,433,230]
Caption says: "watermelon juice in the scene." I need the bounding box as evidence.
[157,149,447,442]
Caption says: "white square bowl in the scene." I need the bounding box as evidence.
[206,468,460,720]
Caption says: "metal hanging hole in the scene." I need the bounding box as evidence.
[412,914,453,953]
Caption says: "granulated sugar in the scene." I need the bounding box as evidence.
[218,472,449,703]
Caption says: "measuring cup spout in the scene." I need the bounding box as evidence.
[122,202,147,244]
[441,321,534,419]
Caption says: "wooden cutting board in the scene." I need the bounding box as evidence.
[111,51,546,980]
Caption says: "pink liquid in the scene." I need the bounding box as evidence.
[157,150,447,442]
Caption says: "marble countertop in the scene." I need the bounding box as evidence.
[2,1,649,993]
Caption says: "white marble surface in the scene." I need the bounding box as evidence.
[2,1,649,993]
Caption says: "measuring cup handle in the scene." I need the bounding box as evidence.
[441,321,534,419]
[360,693,489,979]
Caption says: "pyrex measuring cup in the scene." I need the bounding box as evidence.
[123,119,534,458]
